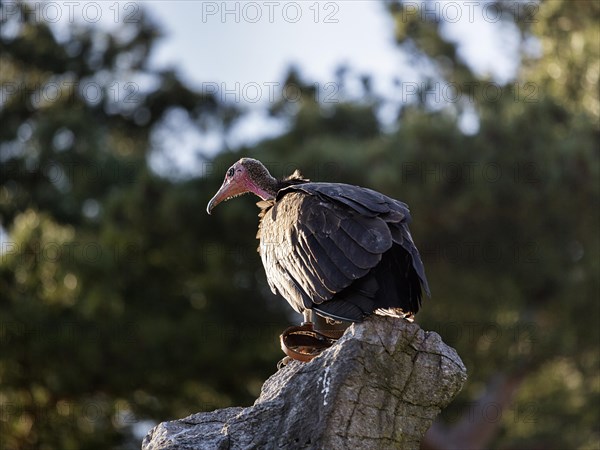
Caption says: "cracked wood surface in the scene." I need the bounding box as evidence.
[142,317,467,450]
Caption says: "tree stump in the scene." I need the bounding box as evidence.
[142,316,467,450]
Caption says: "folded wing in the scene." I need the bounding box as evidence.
[257,183,429,321]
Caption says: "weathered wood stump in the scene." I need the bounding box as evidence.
[142,316,467,450]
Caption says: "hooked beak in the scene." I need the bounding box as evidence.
[206,194,219,215]
[206,178,247,214]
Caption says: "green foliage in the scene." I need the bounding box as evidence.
[1,0,598,449]
[1,3,281,449]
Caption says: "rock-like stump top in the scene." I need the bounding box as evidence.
[142,316,467,450]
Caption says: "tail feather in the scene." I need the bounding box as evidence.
[312,244,422,322]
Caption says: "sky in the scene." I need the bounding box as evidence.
[15,0,523,177]
[137,1,521,176]
[143,0,421,175]
[146,1,410,89]
[143,1,519,90]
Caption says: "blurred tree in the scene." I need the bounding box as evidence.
[1,0,598,449]
[384,1,599,448]
[258,1,597,448]
[233,1,599,448]
[0,2,284,449]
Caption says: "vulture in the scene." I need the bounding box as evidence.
[206,158,430,324]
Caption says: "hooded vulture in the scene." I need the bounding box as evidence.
[206,158,430,324]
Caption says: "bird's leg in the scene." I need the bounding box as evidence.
[302,309,313,326]
[277,310,314,369]
[277,310,349,367]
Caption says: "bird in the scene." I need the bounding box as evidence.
[206,158,430,324]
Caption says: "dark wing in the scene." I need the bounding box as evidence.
[285,183,430,299]
[257,182,429,320]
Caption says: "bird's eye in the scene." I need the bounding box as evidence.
[227,168,235,177]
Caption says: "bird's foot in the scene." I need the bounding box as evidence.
[277,356,292,370]
[279,322,338,364]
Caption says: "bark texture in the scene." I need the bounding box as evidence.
[142,316,467,450]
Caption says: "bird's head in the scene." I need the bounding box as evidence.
[206,158,278,214]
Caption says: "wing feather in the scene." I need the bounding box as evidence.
[339,214,392,254]
[258,191,391,310]
[390,223,430,297]
[258,183,429,318]
[328,227,381,269]
[311,230,366,281]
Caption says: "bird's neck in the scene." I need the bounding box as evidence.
[249,174,279,201]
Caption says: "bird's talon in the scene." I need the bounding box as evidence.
[277,356,292,369]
